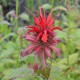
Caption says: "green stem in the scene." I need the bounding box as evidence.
[67,0,71,11]
[67,20,71,65]
[67,33,70,65]
[66,1,72,64]
[16,0,20,67]
[64,0,67,6]
[15,0,19,31]
[52,0,54,8]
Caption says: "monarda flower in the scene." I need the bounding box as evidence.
[21,8,62,66]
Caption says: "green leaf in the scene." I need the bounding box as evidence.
[0,49,15,58]
[42,4,52,9]
[71,29,80,39]
[1,58,15,64]
[35,76,44,80]
[20,54,38,64]
[0,5,3,21]
[68,8,79,19]
[52,53,78,70]
[0,41,19,58]
[58,53,78,65]
[0,21,11,25]
[56,30,67,38]
[0,63,5,72]
[0,33,17,43]
[6,10,15,19]
[54,6,67,12]
[5,41,18,49]
[48,67,65,80]
[21,55,34,64]
[3,67,34,80]
[19,13,30,21]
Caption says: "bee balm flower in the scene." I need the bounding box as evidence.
[21,8,62,66]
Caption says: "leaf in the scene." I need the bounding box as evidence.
[0,5,3,21]
[61,44,67,57]
[36,76,44,80]
[58,53,78,65]
[54,6,67,12]
[0,49,15,58]
[52,53,79,70]
[74,40,80,49]
[70,29,80,49]
[15,78,27,80]
[56,30,67,38]
[0,33,17,43]
[71,29,80,39]
[20,54,38,64]
[0,41,18,58]
[19,13,30,21]
[0,63,5,72]
[1,58,15,64]
[6,10,15,19]
[41,4,52,9]
[3,67,34,80]
[5,41,18,49]
[0,21,11,25]
[68,8,79,19]
[2,0,8,6]
[48,67,65,80]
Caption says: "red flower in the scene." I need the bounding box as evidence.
[21,8,62,66]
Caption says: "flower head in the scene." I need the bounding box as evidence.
[21,8,62,66]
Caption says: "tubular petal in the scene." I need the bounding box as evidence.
[36,32,42,41]
[25,35,35,42]
[40,8,43,18]
[47,19,54,27]
[47,9,53,23]
[50,46,61,57]
[35,46,42,55]
[44,47,52,59]
[41,30,48,43]
[21,45,37,57]
[49,26,62,31]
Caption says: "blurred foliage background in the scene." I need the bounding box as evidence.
[0,0,80,80]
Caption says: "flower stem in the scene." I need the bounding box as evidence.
[67,19,71,65]
[52,0,54,7]
[67,32,70,65]
[15,0,19,31]
[16,0,20,67]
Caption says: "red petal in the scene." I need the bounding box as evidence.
[47,19,54,27]
[41,30,48,43]
[27,27,40,33]
[35,46,42,55]
[21,44,37,57]
[50,46,61,57]
[44,47,52,59]
[49,26,62,31]
[43,10,46,27]
[36,32,42,41]
[34,16,40,26]
[26,26,34,28]
[52,38,61,43]
[40,8,43,18]
[27,29,34,33]
[47,9,53,24]
[25,35,35,42]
